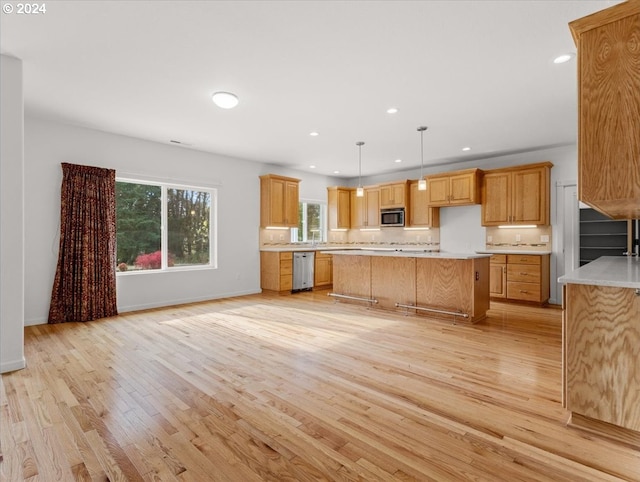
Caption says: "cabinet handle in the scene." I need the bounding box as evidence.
[519,272,528,276]
[519,290,528,293]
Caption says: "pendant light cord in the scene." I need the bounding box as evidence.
[356,141,364,188]
[418,126,427,178]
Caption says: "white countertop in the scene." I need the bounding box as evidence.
[558,256,640,289]
[326,249,491,260]
[260,245,439,253]
[477,249,552,255]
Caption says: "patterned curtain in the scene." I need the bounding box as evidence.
[48,163,118,323]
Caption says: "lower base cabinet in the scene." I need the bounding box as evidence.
[260,251,293,292]
[490,254,550,304]
[314,252,333,287]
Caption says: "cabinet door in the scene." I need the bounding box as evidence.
[409,181,439,227]
[350,190,364,228]
[328,188,351,230]
[268,177,287,226]
[482,172,510,226]
[572,6,640,219]
[314,254,332,287]
[512,167,548,225]
[427,177,450,206]
[489,263,507,298]
[449,172,476,205]
[364,188,380,227]
[380,185,395,208]
[284,180,299,227]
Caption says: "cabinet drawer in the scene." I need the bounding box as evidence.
[507,254,540,265]
[280,260,292,275]
[280,275,292,291]
[507,281,541,302]
[507,264,541,283]
[280,252,293,261]
[490,254,507,264]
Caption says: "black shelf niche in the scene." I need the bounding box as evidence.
[579,208,631,266]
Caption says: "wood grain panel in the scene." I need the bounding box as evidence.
[371,257,416,310]
[571,3,640,219]
[507,263,541,283]
[566,283,640,431]
[332,254,371,299]
[507,281,542,302]
[416,258,473,317]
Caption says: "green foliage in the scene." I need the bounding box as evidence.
[116,182,161,265]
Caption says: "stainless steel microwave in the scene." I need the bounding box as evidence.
[380,208,405,227]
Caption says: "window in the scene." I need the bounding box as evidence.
[291,201,326,243]
[115,180,216,272]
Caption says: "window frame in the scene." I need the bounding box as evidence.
[291,199,327,243]
[116,177,218,274]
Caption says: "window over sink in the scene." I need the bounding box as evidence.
[290,200,327,244]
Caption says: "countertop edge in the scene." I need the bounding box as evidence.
[476,250,552,255]
[558,257,640,289]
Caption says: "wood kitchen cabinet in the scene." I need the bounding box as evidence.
[408,180,440,228]
[505,254,550,304]
[426,168,481,206]
[327,187,352,230]
[350,187,380,229]
[481,162,552,226]
[314,252,333,287]
[379,181,408,209]
[569,1,640,219]
[260,174,300,228]
[489,255,507,299]
[260,251,293,292]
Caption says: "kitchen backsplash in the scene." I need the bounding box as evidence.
[484,225,552,252]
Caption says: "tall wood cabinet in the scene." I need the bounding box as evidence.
[426,169,481,206]
[570,0,640,219]
[327,187,352,230]
[481,162,552,226]
[408,180,440,228]
[350,187,380,229]
[260,174,300,228]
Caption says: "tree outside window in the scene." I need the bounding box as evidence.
[116,180,215,272]
[292,201,326,243]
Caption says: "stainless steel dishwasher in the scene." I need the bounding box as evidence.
[292,251,315,292]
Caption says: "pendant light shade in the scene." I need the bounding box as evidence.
[356,141,365,197]
[417,126,428,190]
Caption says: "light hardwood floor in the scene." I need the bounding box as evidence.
[1,291,638,481]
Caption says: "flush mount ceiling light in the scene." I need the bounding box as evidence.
[553,53,574,64]
[309,131,319,137]
[395,159,402,163]
[417,126,428,191]
[462,146,471,152]
[356,141,365,197]
[211,91,239,109]
[387,107,398,114]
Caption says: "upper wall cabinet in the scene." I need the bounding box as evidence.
[351,186,380,229]
[408,180,440,228]
[570,0,640,219]
[426,168,482,207]
[327,186,352,230]
[481,162,553,226]
[380,181,408,209]
[260,174,300,228]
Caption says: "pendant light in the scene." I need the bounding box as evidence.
[417,126,428,191]
[356,141,365,197]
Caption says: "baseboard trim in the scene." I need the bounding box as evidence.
[1,356,26,374]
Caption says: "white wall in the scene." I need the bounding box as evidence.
[24,117,341,325]
[1,55,26,372]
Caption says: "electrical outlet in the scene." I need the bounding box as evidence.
[427,235,432,242]
[416,235,421,242]
[279,234,284,241]
[541,235,550,243]
[487,235,493,242]
[515,234,521,242]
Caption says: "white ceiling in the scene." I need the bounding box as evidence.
[0,0,621,178]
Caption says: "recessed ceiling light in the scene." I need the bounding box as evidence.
[333,170,340,174]
[211,91,239,109]
[553,53,574,64]
[462,147,471,151]
[309,165,316,169]
[387,107,398,114]
[395,159,402,163]
[309,131,319,137]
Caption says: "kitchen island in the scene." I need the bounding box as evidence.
[327,250,491,323]
[558,257,640,444]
